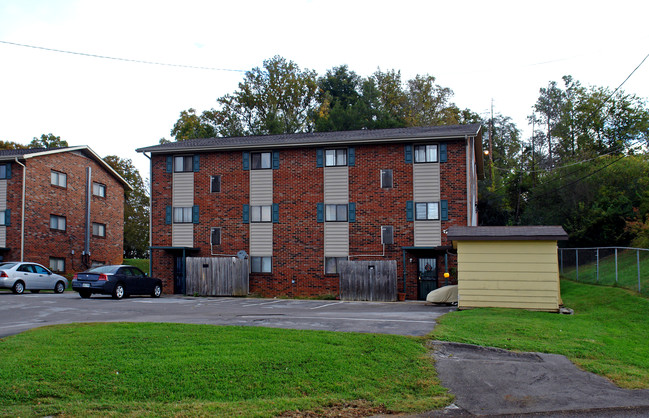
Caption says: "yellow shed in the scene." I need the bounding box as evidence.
[447,226,568,312]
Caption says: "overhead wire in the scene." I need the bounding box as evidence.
[0,40,247,72]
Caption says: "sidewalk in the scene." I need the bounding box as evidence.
[421,341,649,416]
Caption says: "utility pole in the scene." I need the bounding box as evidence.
[531,114,536,186]
[488,99,495,191]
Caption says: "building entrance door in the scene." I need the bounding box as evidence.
[174,256,186,295]
[417,257,438,300]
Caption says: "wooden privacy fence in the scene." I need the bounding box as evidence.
[339,260,397,301]
[186,257,249,296]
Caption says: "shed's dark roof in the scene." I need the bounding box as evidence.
[136,123,482,153]
[447,226,568,241]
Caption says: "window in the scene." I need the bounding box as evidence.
[174,155,194,172]
[415,202,440,220]
[49,257,65,272]
[251,152,271,170]
[0,164,9,179]
[173,207,193,223]
[414,145,438,163]
[325,204,348,222]
[251,256,272,273]
[210,175,221,193]
[34,264,50,274]
[51,170,67,187]
[381,169,393,188]
[92,182,106,197]
[381,226,394,244]
[251,205,272,223]
[0,210,5,226]
[325,149,347,167]
[50,215,66,231]
[211,227,221,246]
[92,222,106,237]
[325,257,347,274]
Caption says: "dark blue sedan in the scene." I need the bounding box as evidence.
[72,265,162,299]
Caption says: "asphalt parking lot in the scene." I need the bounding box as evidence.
[0,291,454,338]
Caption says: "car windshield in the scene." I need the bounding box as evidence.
[0,262,17,269]
[86,265,120,274]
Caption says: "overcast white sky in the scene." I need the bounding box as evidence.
[1,0,648,179]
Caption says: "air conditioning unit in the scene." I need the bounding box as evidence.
[381,226,394,245]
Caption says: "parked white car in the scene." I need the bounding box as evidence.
[0,262,68,294]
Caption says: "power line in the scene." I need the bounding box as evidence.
[0,40,247,72]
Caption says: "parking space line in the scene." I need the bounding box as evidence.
[239,315,433,324]
[310,302,343,310]
[241,300,283,307]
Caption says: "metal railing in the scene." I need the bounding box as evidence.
[558,247,649,295]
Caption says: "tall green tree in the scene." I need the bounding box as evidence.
[103,156,150,258]
[29,133,69,148]
[170,109,217,141]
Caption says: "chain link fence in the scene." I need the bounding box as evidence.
[559,247,649,296]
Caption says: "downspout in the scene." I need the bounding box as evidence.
[83,167,92,265]
[14,158,26,261]
[143,152,152,277]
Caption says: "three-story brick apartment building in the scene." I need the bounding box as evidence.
[0,146,131,274]
[137,124,484,299]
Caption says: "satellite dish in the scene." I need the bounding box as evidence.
[236,250,248,260]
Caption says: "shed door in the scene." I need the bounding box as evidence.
[418,258,437,300]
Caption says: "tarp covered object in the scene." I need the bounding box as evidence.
[426,285,458,304]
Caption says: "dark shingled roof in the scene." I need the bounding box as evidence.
[0,148,48,158]
[447,226,568,241]
[136,123,482,153]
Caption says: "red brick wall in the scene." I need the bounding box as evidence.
[150,139,470,298]
[4,151,125,273]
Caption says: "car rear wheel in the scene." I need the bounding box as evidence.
[151,284,162,298]
[30,290,40,294]
[54,281,66,293]
[12,281,25,294]
[113,283,125,299]
[79,290,91,298]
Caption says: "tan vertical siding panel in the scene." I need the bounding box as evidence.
[324,167,349,203]
[414,221,441,246]
[250,171,273,205]
[250,223,273,256]
[172,224,194,247]
[172,173,194,206]
[0,180,6,210]
[324,222,349,256]
[0,226,5,247]
[413,163,440,201]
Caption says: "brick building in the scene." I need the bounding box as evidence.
[0,146,131,274]
[137,124,484,299]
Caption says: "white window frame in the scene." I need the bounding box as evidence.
[92,222,106,237]
[415,202,440,220]
[210,175,221,193]
[51,170,67,188]
[251,152,271,170]
[50,215,66,231]
[211,227,221,246]
[49,257,65,272]
[92,182,106,197]
[325,149,347,167]
[173,207,193,223]
[250,205,272,223]
[251,256,272,273]
[414,145,438,163]
[325,204,348,222]
[174,155,194,172]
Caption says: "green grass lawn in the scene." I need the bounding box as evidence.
[433,279,649,389]
[0,323,451,417]
[560,249,649,296]
[123,258,150,273]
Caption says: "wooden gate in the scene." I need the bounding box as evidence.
[339,260,397,301]
[185,257,249,296]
